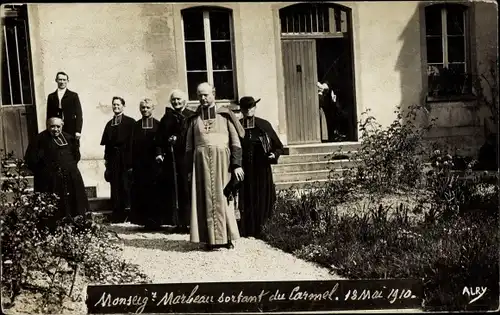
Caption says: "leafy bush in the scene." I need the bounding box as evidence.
[1,151,150,313]
[263,185,498,310]
[263,106,499,311]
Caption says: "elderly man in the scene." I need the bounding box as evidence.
[155,90,195,232]
[24,117,89,221]
[46,72,83,141]
[185,82,245,250]
[128,98,161,229]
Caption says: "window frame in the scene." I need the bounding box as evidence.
[424,3,475,102]
[181,7,238,103]
[1,6,35,107]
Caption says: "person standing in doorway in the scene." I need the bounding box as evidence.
[100,96,136,223]
[186,82,245,250]
[155,89,195,233]
[128,98,161,229]
[237,96,284,238]
[46,72,83,143]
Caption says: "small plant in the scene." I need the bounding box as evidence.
[263,102,498,311]
[342,104,435,194]
[1,151,151,313]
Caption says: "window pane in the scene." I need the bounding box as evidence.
[427,64,444,96]
[209,11,230,40]
[447,36,465,63]
[185,42,206,71]
[312,7,318,32]
[425,6,442,35]
[17,21,32,105]
[183,10,204,41]
[426,36,443,63]
[280,16,286,33]
[5,24,22,104]
[187,71,208,101]
[446,6,465,35]
[448,63,469,95]
[448,63,471,93]
[448,63,465,75]
[2,36,12,105]
[322,8,330,32]
[211,42,232,70]
[293,12,300,33]
[213,71,234,100]
[304,10,312,33]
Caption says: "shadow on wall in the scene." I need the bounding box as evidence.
[140,3,179,111]
[395,2,427,127]
[395,1,498,156]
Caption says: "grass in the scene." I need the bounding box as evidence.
[261,180,499,311]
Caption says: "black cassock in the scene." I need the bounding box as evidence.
[128,116,160,227]
[154,107,195,227]
[100,114,136,222]
[238,116,284,237]
[24,130,89,221]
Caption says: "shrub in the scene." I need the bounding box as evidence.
[263,104,498,311]
[264,186,498,311]
[345,104,434,194]
[1,151,150,313]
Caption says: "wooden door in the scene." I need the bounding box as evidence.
[282,39,321,145]
[1,5,38,162]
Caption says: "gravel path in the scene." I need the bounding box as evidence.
[109,223,343,283]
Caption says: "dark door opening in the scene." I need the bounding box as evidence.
[279,3,357,145]
[316,38,356,142]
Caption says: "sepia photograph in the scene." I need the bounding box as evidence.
[0,1,498,314]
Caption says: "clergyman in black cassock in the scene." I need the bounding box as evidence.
[238,96,284,238]
[128,99,161,229]
[155,89,195,231]
[24,117,89,221]
[100,96,136,223]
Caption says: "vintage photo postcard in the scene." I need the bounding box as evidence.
[0,1,498,314]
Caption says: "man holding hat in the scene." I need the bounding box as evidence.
[238,96,284,238]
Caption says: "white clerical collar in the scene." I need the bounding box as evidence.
[53,133,68,146]
[141,116,153,129]
[111,113,123,126]
[57,88,67,95]
[201,105,216,121]
[242,116,255,129]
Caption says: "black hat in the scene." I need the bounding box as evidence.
[238,96,261,110]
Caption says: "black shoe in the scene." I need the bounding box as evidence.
[204,244,213,251]
[226,242,234,249]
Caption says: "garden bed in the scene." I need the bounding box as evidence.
[262,182,498,311]
[262,104,499,311]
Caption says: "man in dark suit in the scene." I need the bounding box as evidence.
[46,71,83,141]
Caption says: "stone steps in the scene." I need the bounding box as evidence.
[273,143,360,189]
[272,159,356,173]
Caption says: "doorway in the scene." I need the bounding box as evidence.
[316,38,356,142]
[1,4,38,161]
[280,3,357,145]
